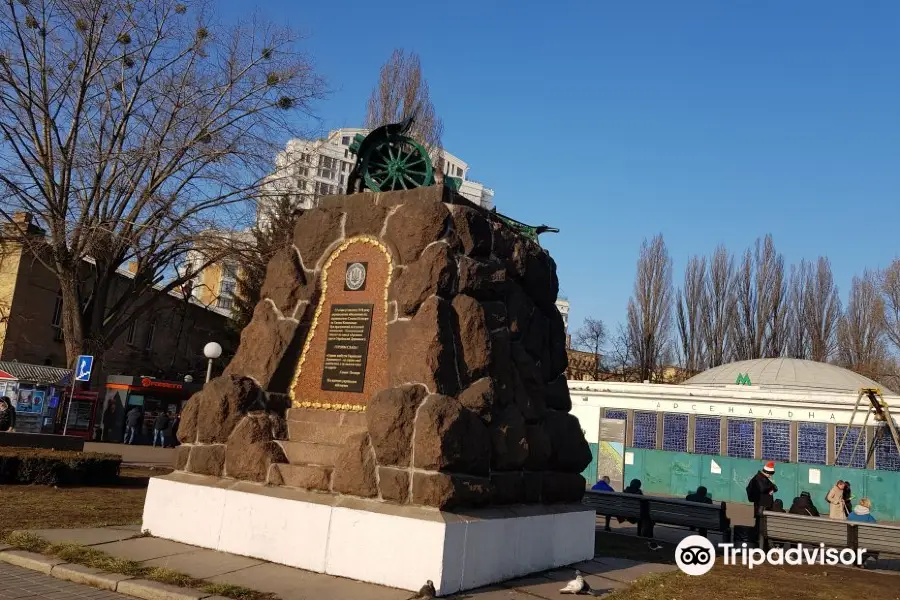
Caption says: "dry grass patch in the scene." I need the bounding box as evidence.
[0,466,163,536]
[1,532,276,600]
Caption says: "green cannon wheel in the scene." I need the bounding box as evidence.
[362,136,434,192]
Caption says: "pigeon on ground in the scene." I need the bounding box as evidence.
[559,570,591,595]
[647,542,663,551]
[407,580,435,599]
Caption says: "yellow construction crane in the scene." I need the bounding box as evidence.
[835,388,900,468]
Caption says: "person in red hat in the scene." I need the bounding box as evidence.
[746,461,779,516]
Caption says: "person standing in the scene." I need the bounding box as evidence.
[153,411,170,448]
[125,406,141,444]
[826,480,847,520]
[170,413,181,447]
[100,402,116,441]
[842,481,853,517]
[0,396,16,432]
[746,461,778,515]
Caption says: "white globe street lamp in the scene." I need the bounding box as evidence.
[204,342,223,383]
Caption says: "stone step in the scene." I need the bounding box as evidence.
[279,441,341,466]
[286,408,367,428]
[274,464,332,491]
[287,420,366,445]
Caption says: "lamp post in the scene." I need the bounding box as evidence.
[204,342,222,383]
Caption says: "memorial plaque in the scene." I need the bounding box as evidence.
[321,304,374,392]
[291,236,393,411]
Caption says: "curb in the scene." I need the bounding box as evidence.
[0,550,224,600]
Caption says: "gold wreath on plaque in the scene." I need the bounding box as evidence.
[289,235,393,410]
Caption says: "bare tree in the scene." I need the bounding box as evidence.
[785,260,812,359]
[610,324,637,382]
[882,258,900,354]
[572,317,606,380]
[700,245,736,369]
[675,255,706,374]
[732,235,787,360]
[232,194,301,330]
[0,0,324,366]
[626,234,673,382]
[365,49,443,160]
[805,257,842,362]
[838,271,887,376]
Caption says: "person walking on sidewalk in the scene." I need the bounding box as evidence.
[153,411,170,448]
[125,406,141,444]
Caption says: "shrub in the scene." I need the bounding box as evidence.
[0,449,121,485]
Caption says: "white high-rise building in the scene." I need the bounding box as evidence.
[555,296,570,333]
[259,128,494,225]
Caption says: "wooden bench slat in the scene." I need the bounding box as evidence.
[583,491,729,535]
[763,512,900,557]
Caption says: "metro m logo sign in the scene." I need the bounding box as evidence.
[735,373,752,386]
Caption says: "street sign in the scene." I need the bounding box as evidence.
[74,355,94,382]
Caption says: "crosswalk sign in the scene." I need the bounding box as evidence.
[75,355,94,382]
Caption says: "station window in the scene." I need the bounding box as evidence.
[662,414,688,452]
[797,422,827,465]
[761,420,790,462]
[632,411,657,449]
[604,409,627,420]
[726,418,755,459]
[834,426,866,469]
[874,425,900,471]
[694,416,721,455]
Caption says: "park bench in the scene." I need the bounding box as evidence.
[583,490,732,541]
[760,512,900,558]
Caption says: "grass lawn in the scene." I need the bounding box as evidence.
[595,531,900,600]
[607,563,900,600]
[0,466,163,536]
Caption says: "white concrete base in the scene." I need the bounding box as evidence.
[142,473,595,596]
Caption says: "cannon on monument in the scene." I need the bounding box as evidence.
[346,113,558,244]
[345,111,459,194]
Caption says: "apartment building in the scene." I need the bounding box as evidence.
[259,127,495,226]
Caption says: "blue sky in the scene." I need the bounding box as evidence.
[222,0,900,337]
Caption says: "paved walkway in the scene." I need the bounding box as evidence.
[84,443,174,468]
[12,527,676,599]
[0,562,129,600]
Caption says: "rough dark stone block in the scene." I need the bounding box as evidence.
[384,197,451,264]
[331,433,378,498]
[413,395,491,476]
[378,467,410,504]
[411,472,491,510]
[260,246,310,317]
[366,385,427,467]
[388,297,460,396]
[389,243,456,317]
[292,208,343,269]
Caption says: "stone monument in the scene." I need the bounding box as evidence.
[142,123,595,596]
